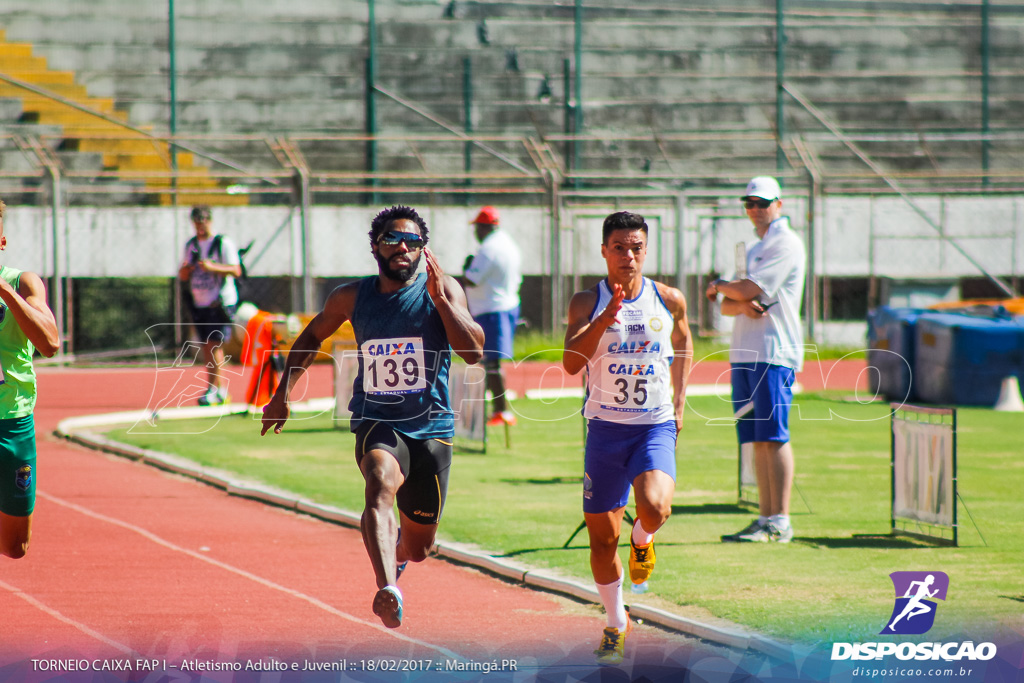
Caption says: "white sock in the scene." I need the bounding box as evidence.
[770,514,790,529]
[630,518,654,547]
[595,576,628,631]
[758,515,770,526]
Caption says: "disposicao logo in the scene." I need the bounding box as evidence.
[883,571,948,635]
[831,570,997,663]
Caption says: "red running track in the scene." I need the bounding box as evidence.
[0,365,783,683]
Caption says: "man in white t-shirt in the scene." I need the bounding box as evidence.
[463,206,522,426]
[178,205,242,406]
[706,176,806,543]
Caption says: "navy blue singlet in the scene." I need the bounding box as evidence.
[348,274,454,438]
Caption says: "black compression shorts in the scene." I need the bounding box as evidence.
[354,421,452,525]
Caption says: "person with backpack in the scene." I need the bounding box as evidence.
[178,205,242,406]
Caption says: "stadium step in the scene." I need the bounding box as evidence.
[0,32,246,206]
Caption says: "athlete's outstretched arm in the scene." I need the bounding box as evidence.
[424,247,484,364]
[562,284,623,376]
[261,283,356,435]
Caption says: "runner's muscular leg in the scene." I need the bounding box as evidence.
[396,511,437,565]
[631,469,674,535]
[0,511,31,559]
[585,508,626,585]
[359,448,405,588]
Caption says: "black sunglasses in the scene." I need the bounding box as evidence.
[378,230,425,250]
[742,198,774,210]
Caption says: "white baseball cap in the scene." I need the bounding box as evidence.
[742,176,781,201]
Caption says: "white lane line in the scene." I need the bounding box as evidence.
[0,577,136,655]
[38,491,463,660]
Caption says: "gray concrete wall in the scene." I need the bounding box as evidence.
[5,196,1020,281]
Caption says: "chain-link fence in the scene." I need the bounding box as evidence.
[5,165,1024,357]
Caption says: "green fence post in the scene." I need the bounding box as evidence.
[981,0,991,188]
[366,0,379,204]
[573,0,583,190]
[776,0,787,175]
[463,56,473,204]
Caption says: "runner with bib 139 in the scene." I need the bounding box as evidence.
[260,206,484,629]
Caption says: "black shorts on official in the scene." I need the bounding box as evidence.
[190,304,237,344]
[354,421,452,525]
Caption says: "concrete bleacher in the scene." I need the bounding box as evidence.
[1,0,1022,198]
[0,24,249,205]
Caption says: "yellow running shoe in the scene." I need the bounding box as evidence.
[628,538,656,584]
[594,619,633,665]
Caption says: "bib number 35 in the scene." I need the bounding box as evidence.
[613,377,648,406]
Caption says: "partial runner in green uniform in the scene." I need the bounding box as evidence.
[0,199,60,559]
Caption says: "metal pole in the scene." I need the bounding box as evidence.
[297,168,314,312]
[675,193,687,294]
[776,0,786,174]
[573,0,583,190]
[168,0,177,149]
[563,58,572,180]
[805,174,817,342]
[49,167,65,355]
[548,171,562,333]
[168,0,182,347]
[463,56,473,203]
[365,0,379,204]
[981,0,991,188]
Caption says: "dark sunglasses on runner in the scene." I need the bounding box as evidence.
[378,230,425,249]
[742,198,774,210]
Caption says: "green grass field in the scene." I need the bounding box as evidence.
[513,331,867,363]
[107,394,1023,646]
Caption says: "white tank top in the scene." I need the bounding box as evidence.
[583,278,675,424]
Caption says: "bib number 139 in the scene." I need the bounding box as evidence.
[362,337,427,395]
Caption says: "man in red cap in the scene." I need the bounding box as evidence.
[463,206,522,426]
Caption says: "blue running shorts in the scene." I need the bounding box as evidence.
[731,362,795,444]
[474,307,518,362]
[583,418,677,514]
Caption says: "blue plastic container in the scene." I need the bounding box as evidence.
[866,307,926,401]
[913,313,1024,406]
